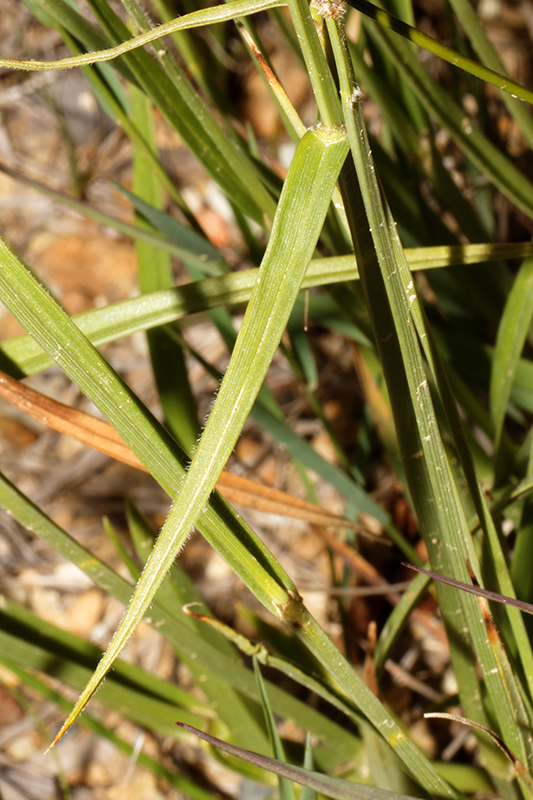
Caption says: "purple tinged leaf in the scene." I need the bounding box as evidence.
[176,722,425,800]
[403,564,533,615]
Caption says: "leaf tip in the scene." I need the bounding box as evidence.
[45,716,75,752]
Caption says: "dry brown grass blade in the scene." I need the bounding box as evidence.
[314,524,399,600]
[363,620,380,697]
[404,563,533,616]
[0,370,140,465]
[0,370,362,531]
[424,713,528,782]
[216,470,359,529]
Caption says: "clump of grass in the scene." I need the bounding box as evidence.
[1,0,533,796]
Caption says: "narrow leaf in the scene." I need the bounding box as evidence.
[177,722,425,800]
[4,0,286,70]
[491,258,533,471]
[254,658,297,800]
[404,564,533,617]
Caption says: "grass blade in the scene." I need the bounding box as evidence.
[131,84,200,452]
[344,0,533,106]
[7,0,286,70]
[177,722,426,800]
[490,258,533,479]
[254,658,298,800]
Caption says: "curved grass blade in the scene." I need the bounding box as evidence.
[177,722,426,800]
[3,0,286,70]
[425,714,533,797]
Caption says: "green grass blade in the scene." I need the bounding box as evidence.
[490,258,533,478]
[344,0,533,106]
[3,243,533,378]
[381,210,533,700]
[126,500,271,754]
[131,85,200,452]
[254,658,298,800]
